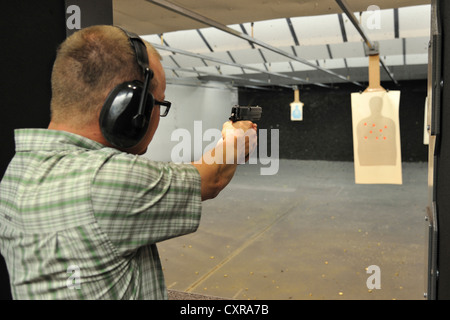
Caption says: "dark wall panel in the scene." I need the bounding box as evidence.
[0,1,66,300]
[238,80,428,162]
[436,0,450,300]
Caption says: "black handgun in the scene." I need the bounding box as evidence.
[229,105,262,122]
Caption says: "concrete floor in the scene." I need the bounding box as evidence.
[159,160,428,300]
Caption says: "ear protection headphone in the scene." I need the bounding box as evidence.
[99,26,155,149]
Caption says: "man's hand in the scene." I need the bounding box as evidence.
[222,120,257,164]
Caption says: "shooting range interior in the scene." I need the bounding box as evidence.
[0,0,434,300]
[130,0,430,300]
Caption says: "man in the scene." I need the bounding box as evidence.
[0,25,256,299]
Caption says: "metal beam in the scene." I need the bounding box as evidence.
[146,0,363,87]
[151,42,332,88]
[335,0,399,85]
[164,65,293,88]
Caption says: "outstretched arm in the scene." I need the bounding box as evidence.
[191,120,257,201]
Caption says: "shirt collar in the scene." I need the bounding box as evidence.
[14,129,106,152]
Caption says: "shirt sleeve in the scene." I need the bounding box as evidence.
[91,152,202,256]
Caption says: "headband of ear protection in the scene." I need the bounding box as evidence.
[99,26,155,149]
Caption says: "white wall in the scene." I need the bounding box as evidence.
[143,81,238,162]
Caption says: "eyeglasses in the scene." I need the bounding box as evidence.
[154,99,171,117]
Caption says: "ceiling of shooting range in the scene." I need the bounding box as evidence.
[113,0,432,88]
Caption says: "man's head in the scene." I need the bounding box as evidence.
[49,25,165,154]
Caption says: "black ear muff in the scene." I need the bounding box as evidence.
[99,79,154,149]
[99,26,154,149]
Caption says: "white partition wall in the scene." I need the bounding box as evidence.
[143,81,238,162]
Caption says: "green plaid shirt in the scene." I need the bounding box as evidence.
[0,129,202,299]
